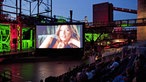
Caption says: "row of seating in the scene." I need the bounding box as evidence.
[43,46,146,82]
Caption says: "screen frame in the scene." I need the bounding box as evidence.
[36,22,85,49]
[35,22,85,57]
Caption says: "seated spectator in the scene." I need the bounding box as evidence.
[45,76,58,82]
[69,75,77,82]
[108,56,121,71]
[76,68,88,82]
[124,67,134,82]
[112,67,134,82]
[85,67,94,80]
[112,74,126,82]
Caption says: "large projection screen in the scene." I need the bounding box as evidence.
[36,23,84,49]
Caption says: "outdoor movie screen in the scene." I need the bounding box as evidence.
[36,23,84,49]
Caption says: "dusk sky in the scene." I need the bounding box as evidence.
[53,0,137,22]
[3,0,137,22]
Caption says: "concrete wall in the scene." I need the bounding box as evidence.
[93,2,113,25]
[137,0,146,41]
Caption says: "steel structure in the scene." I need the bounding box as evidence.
[113,7,137,14]
[86,2,139,49]
[0,0,144,49]
[0,0,53,23]
[86,17,146,29]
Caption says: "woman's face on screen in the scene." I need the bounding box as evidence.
[59,25,72,42]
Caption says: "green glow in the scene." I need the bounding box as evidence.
[41,20,46,23]
[17,26,20,50]
[107,41,111,45]
[85,33,99,42]
[22,40,33,49]
[121,24,131,27]
[21,64,34,80]
[22,28,34,50]
[85,33,110,42]
[57,19,66,23]
[0,24,10,52]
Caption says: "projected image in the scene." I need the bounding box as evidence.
[36,24,83,48]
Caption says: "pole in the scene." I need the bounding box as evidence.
[50,0,52,18]
[19,0,22,15]
[16,0,18,16]
[19,0,22,51]
[37,0,40,16]
[30,1,31,16]
[70,10,72,22]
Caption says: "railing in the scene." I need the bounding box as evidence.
[87,18,146,28]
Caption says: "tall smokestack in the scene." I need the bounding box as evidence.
[70,10,73,22]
